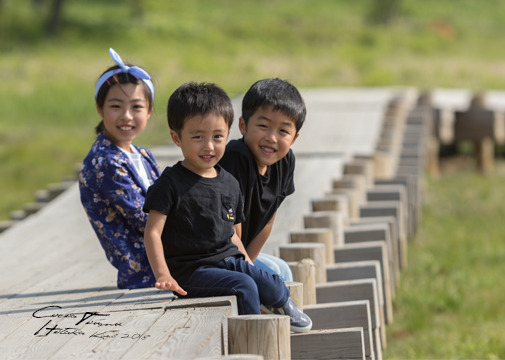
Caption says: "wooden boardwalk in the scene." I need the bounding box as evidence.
[0,87,417,359]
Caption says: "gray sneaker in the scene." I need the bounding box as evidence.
[262,298,312,333]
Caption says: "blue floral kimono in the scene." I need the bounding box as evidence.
[79,132,161,289]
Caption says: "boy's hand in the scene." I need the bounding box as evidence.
[155,275,187,296]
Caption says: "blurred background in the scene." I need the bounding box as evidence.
[2,0,505,222]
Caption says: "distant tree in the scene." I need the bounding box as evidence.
[367,0,401,25]
[131,0,145,19]
[46,0,65,36]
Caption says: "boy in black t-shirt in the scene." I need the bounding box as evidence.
[219,78,306,281]
[143,82,311,332]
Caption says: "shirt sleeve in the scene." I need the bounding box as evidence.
[83,153,149,232]
[143,174,172,216]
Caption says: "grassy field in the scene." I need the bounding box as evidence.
[2,0,505,220]
[384,157,505,359]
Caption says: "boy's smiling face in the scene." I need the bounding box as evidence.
[171,113,229,178]
[239,105,299,175]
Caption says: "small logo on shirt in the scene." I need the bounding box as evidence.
[227,207,235,220]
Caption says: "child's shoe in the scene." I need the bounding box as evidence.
[262,298,312,333]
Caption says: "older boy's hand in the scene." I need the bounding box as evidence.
[155,275,187,296]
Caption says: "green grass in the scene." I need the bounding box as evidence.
[3,0,505,219]
[384,158,505,359]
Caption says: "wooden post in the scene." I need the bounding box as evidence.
[333,174,368,203]
[328,189,360,219]
[311,195,350,221]
[303,211,345,247]
[285,281,304,310]
[374,151,395,179]
[427,136,440,177]
[476,137,494,174]
[288,259,317,306]
[290,228,334,264]
[279,243,327,283]
[195,355,264,359]
[228,315,290,360]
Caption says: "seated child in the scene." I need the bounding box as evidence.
[79,48,160,289]
[143,81,312,332]
[219,78,306,281]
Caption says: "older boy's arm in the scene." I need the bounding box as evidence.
[231,224,253,265]
[246,212,277,261]
[144,210,187,295]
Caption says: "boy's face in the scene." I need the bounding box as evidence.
[239,105,299,175]
[97,83,152,152]
[171,113,229,178]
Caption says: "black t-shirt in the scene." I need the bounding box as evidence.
[143,162,245,284]
[219,138,295,249]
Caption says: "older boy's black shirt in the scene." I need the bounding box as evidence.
[219,138,295,249]
[143,162,245,284]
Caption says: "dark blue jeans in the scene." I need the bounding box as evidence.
[181,255,290,314]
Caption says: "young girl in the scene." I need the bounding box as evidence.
[79,48,160,289]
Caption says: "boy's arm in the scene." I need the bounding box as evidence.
[144,210,187,295]
[245,212,277,261]
[231,224,253,265]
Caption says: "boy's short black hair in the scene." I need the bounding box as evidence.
[241,78,306,133]
[167,82,234,135]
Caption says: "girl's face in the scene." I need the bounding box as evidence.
[97,83,152,152]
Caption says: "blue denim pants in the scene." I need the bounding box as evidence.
[254,253,294,282]
[181,255,290,314]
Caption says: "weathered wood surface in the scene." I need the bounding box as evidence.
[315,279,385,353]
[304,301,376,360]
[291,328,366,360]
[326,260,389,326]
[228,315,290,360]
[287,259,317,306]
[279,242,327,284]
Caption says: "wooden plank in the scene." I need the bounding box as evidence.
[367,184,408,238]
[343,222,397,292]
[333,241,393,314]
[304,301,376,360]
[375,176,420,238]
[291,328,365,360]
[359,201,407,269]
[326,261,390,326]
[112,306,231,359]
[315,279,385,353]
[0,285,236,360]
[348,216,398,265]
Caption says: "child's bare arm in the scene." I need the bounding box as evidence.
[246,212,277,261]
[144,210,187,295]
[231,224,253,265]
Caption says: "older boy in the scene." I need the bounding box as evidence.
[219,78,306,281]
[143,82,311,332]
